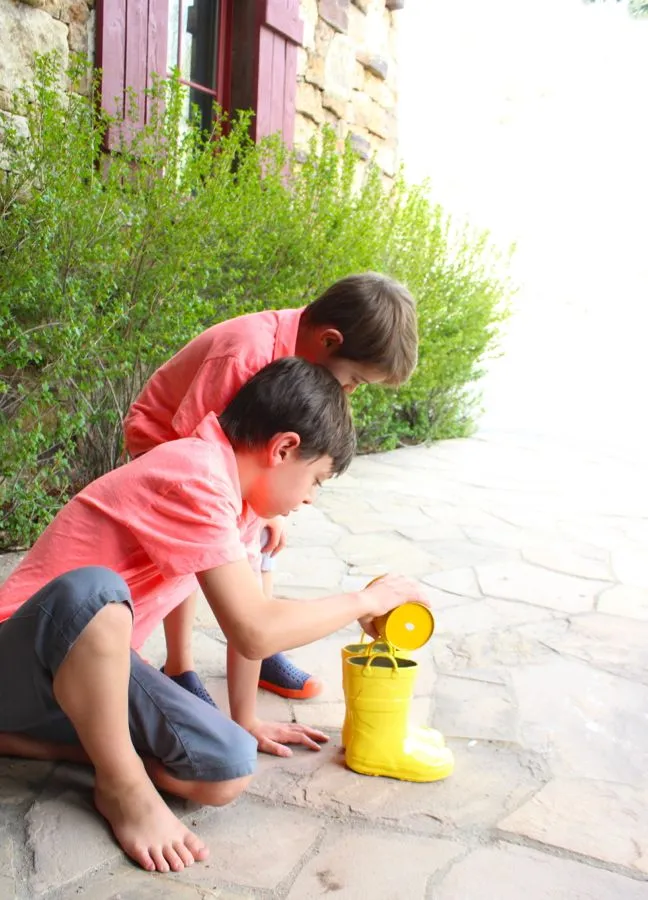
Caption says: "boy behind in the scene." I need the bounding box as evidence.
[0,358,426,874]
[124,272,419,701]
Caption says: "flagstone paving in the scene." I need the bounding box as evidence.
[1,430,647,899]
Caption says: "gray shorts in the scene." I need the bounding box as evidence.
[0,567,257,783]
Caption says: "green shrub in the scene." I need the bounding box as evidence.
[0,54,511,550]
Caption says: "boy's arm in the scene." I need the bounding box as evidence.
[226,643,329,756]
[197,561,425,660]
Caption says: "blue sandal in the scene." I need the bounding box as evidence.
[258,653,323,700]
[162,668,218,708]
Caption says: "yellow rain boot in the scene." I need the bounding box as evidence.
[340,642,445,751]
[344,653,454,783]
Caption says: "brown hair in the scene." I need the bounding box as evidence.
[220,357,356,476]
[302,272,418,385]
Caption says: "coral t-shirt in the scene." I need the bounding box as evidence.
[0,415,258,650]
[123,308,303,457]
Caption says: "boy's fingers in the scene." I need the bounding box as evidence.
[297,733,323,751]
[301,726,328,742]
[264,738,292,758]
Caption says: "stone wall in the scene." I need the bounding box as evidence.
[0,0,94,168]
[297,0,401,177]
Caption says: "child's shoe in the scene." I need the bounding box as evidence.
[259,652,323,700]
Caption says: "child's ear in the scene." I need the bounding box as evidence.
[269,432,301,465]
[319,327,344,351]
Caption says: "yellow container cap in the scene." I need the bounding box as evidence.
[380,602,434,651]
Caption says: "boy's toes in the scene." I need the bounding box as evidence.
[150,847,171,873]
[164,845,185,872]
[132,845,156,872]
[173,840,195,867]
[185,831,209,861]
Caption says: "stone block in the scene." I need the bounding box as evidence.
[59,0,90,25]
[323,33,355,100]
[322,91,347,119]
[433,673,518,742]
[293,111,318,150]
[352,0,371,11]
[304,52,325,89]
[0,827,15,900]
[287,828,463,899]
[250,740,547,834]
[295,80,324,123]
[25,788,122,895]
[358,52,388,81]
[350,131,370,159]
[67,19,90,54]
[364,72,396,113]
[296,45,307,78]
[353,59,365,89]
[300,0,318,49]
[498,779,648,874]
[176,800,322,891]
[314,17,335,56]
[612,546,648,587]
[423,567,483,599]
[347,3,367,44]
[284,502,347,548]
[522,539,612,580]
[526,612,648,685]
[80,868,242,900]
[336,532,433,576]
[272,545,347,591]
[476,561,609,613]
[319,0,349,34]
[436,842,648,900]
[432,629,551,675]
[0,1,68,96]
[435,597,556,637]
[0,759,55,807]
[18,0,61,15]
[511,654,648,784]
[351,90,388,138]
[598,584,648,619]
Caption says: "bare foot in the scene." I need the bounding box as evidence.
[94,768,209,872]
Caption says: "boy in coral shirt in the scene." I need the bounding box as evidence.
[123,272,418,702]
[0,358,426,873]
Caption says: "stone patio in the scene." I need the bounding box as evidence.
[1,429,647,899]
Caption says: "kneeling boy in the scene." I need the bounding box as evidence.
[0,358,425,874]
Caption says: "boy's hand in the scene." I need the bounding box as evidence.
[249,719,329,757]
[358,574,429,639]
[261,517,286,557]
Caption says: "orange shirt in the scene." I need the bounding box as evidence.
[0,416,258,650]
[124,308,303,457]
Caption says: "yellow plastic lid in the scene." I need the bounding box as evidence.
[381,602,435,651]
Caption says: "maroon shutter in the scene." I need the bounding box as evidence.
[254,0,303,146]
[96,0,169,148]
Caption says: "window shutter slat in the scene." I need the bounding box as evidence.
[97,0,169,146]
[254,0,303,147]
[96,0,127,148]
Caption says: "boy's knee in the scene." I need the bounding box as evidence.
[48,566,130,607]
[33,567,132,675]
[190,774,252,807]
